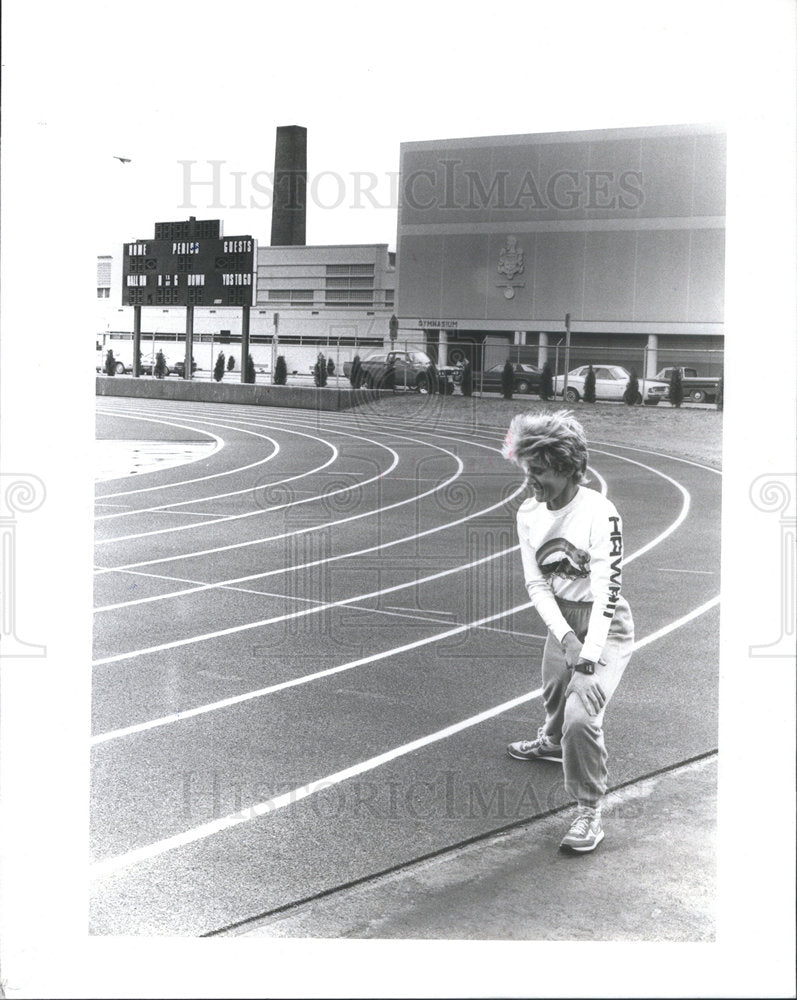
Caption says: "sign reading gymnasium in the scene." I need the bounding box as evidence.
[122,218,255,307]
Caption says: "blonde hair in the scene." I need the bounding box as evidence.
[502,410,589,484]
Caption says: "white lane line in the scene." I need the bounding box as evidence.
[89,681,544,879]
[385,606,455,615]
[587,464,607,495]
[93,448,491,606]
[94,428,281,519]
[590,439,721,474]
[95,412,227,498]
[95,420,340,522]
[88,415,524,609]
[92,545,515,665]
[656,567,716,575]
[143,510,235,519]
[591,448,690,560]
[92,458,692,729]
[631,595,720,650]
[94,418,351,535]
[91,600,537,745]
[89,595,720,877]
[92,424,462,568]
[92,444,688,657]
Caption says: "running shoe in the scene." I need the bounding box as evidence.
[559,806,604,853]
[506,727,563,762]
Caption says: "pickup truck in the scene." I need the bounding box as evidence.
[343,350,454,393]
[654,367,721,403]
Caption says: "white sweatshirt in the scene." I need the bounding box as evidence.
[516,486,624,663]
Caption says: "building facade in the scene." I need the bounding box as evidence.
[396,123,726,376]
[97,242,395,374]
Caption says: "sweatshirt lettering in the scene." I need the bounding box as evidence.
[605,515,622,618]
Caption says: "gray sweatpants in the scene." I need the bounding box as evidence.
[540,597,634,808]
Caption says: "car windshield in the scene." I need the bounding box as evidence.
[609,366,629,378]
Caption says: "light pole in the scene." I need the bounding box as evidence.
[562,313,572,400]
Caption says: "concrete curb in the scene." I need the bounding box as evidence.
[223,756,717,941]
[95,376,393,411]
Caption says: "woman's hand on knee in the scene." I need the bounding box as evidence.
[566,671,606,716]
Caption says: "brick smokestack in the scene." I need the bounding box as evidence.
[270,125,307,246]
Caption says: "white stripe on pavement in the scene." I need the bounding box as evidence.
[89,595,720,879]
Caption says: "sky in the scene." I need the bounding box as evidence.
[1,1,795,997]
[5,0,753,254]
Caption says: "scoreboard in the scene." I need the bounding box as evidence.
[122,219,256,307]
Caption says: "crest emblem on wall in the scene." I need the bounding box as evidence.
[496,236,526,299]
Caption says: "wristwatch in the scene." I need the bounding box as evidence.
[572,659,595,675]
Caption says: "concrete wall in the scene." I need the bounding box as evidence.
[95,376,377,410]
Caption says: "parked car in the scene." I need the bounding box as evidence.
[654,367,721,403]
[343,350,453,393]
[476,362,542,395]
[172,358,198,378]
[554,365,669,405]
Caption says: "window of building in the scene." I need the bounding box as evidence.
[97,287,110,298]
[97,257,112,285]
[324,289,374,305]
[267,289,314,303]
[325,264,374,276]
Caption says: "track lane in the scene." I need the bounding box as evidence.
[90,398,720,935]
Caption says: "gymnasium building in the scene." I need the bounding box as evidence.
[396,122,725,376]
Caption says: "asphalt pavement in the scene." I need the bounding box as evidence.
[226,754,717,940]
[91,398,720,939]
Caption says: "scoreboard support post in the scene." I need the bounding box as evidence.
[184,306,194,379]
[132,306,142,378]
[240,305,250,384]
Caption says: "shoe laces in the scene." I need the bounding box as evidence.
[568,814,593,838]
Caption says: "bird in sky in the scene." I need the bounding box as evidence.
[113,156,131,163]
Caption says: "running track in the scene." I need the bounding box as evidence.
[91,397,721,935]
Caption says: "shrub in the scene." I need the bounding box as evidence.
[461,360,473,397]
[540,362,554,401]
[584,365,597,403]
[501,359,514,400]
[104,349,116,376]
[623,368,641,405]
[313,352,328,387]
[274,355,287,385]
[244,353,256,383]
[327,357,335,377]
[349,354,362,388]
[716,375,724,411]
[213,351,226,382]
[227,355,236,372]
[154,350,168,379]
[669,368,684,409]
[383,356,396,391]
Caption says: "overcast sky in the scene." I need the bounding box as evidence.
[5,0,767,253]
